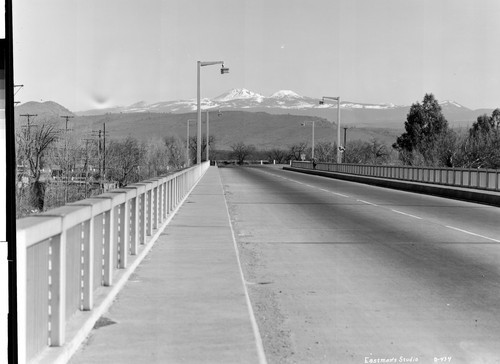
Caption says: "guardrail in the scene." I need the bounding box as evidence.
[291,161,500,192]
[16,162,210,363]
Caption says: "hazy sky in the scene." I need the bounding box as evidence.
[13,0,500,111]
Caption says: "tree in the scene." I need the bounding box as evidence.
[314,141,336,163]
[266,148,288,164]
[230,142,256,165]
[288,142,309,161]
[164,135,185,169]
[456,109,500,168]
[106,136,146,187]
[143,137,170,178]
[393,93,449,165]
[188,134,215,164]
[16,118,59,211]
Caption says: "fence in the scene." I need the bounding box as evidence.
[16,162,210,363]
[291,161,500,192]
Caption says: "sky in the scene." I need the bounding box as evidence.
[12,0,500,111]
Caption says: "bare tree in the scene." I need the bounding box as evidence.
[16,118,59,211]
[314,141,336,162]
[106,136,146,187]
[288,142,309,161]
[164,135,187,169]
[230,142,256,165]
[188,135,215,164]
[266,148,288,164]
[143,137,170,177]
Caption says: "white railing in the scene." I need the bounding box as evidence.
[16,162,210,363]
[291,161,500,192]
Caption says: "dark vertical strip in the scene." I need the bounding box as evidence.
[4,0,18,361]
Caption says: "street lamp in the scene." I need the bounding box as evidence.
[186,119,196,166]
[301,120,315,160]
[206,109,222,162]
[197,61,229,164]
[319,96,342,163]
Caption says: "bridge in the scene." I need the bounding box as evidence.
[16,161,500,363]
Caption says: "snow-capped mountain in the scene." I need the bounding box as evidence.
[76,88,403,115]
[438,100,468,109]
[214,88,264,102]
[269,90,302,99]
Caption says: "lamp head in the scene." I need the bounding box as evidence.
[220,64,229,74]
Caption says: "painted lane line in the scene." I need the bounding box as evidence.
[332,192,350,198]
[357,199,378,206]
[391,209,423,220]
[446,226,500,243]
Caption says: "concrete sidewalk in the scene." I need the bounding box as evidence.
[69,166,265,364]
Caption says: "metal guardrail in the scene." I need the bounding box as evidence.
[291,161,500,192]
[16,162,210,362]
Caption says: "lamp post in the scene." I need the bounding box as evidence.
[186,119,196,166]
[197,61,229,164]
[319,96,341,163]
[301,120,315,160]
[206,110,222,162]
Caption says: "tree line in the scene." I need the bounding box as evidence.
[393,93,500,169]
[15,117,187,217]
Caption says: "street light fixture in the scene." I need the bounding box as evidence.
[319,96,342,163]
[186,119,196,166]
[197,61,229,164]
[301,120,315,160]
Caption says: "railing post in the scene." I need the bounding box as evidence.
[102,207,114,286]
[128,195,138,255]
[49,233,66,346]
[81,219,93,310]
[159,180,165,221]
[152,186,158,230]
[117,202,129,269]
[147,188,153,236]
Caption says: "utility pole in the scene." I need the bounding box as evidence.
[90,126,108,191]
[20,113,37,135]
[60,115,74,203]
[343,127,348,163]
[19,114,38,171]
[103,123,106,183]
[60,115,74,132]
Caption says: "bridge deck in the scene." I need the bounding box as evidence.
[69,166,264,363]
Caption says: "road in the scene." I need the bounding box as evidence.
[220,165,500,364]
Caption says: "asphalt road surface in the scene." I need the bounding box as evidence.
[220,165,500,364]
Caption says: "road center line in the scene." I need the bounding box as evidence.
[445,226,500,243]
[391,209,422,219]
[357,199,378,206]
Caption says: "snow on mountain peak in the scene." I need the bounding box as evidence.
[214,88,264,102]
[270,90,302,99]
[439,100,464,108]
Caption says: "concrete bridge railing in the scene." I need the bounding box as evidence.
[16,162,210,363]
[291,161,500,192]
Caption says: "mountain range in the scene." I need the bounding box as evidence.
[14,90,498,150]
[72,88,495,128]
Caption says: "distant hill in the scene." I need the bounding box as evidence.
[63,110,401,150]
[15,101,74,123]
